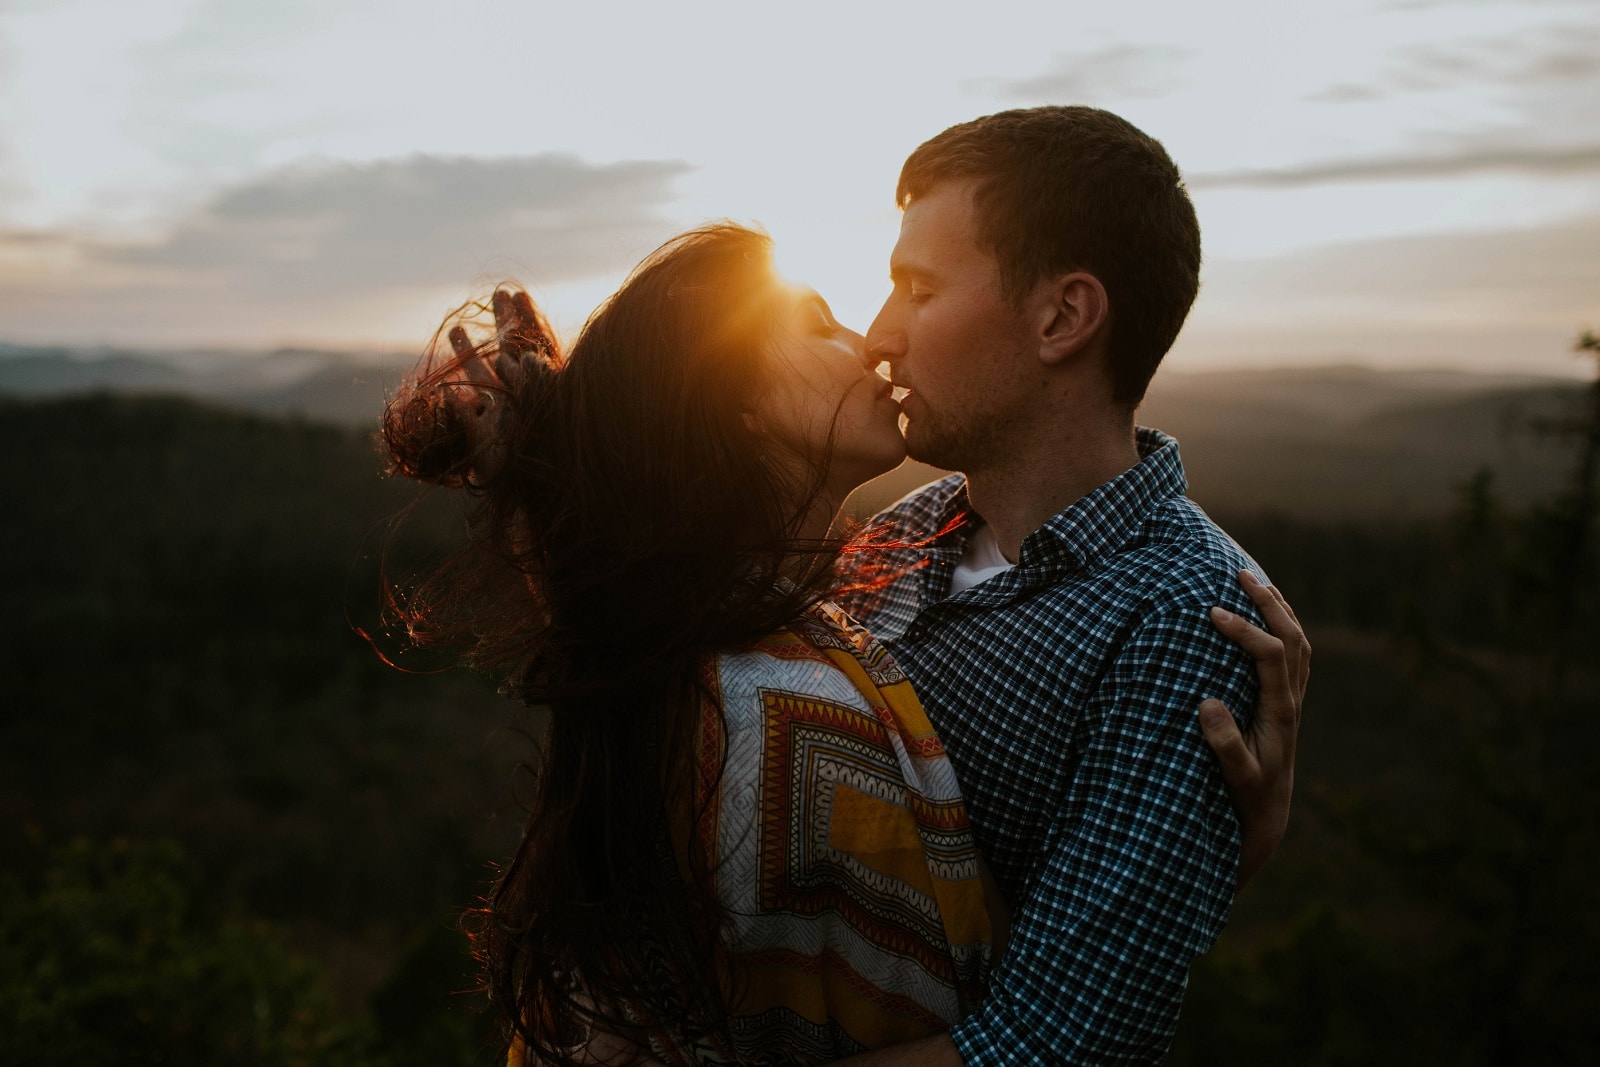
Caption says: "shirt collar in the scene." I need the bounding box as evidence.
[898,428,1188,572]
[1018,427,1188,570]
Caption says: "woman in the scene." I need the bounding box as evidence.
[380,224,1304,1066]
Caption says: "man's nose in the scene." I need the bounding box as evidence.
[855,336,881,372]
[865,307,904,367]
[865,335,902,376]
[844,328,877,372]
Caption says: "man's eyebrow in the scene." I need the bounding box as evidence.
[888,262,935,284]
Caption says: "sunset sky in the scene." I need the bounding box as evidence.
[1,0,1596,376]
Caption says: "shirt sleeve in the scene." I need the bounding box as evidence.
[948,601,1259,1065]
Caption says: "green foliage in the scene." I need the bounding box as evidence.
[0,393,514,1065]
[0,838,368,1066]
[368,922,499,1067]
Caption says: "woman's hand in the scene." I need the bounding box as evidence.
[443,287,556,482]
[1200,570,1311,890]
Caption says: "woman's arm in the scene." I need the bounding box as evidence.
[1198,571,1310,889]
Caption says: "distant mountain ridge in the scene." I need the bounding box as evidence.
[852,364,1591,521]
[0,341,413,427]
[4,341,1591,520]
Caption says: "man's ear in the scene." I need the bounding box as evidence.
[1034,272,1109,367]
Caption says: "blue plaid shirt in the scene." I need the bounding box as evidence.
[839,428,1265,1065]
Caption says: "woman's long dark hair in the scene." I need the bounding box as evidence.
[379,224,849,1063]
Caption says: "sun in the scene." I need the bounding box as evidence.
[765,214,901,337]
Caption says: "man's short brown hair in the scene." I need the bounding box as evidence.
[897,106,1201,407]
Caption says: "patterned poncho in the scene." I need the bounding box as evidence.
[654,600,996,1064]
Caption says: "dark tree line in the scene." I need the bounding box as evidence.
[1172,333,1600,1065]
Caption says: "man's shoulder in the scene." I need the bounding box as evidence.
[1119,494,1266,613]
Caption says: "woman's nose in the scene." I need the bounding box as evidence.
[841,328,876,371]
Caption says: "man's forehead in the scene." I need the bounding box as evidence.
[892,180,987,274]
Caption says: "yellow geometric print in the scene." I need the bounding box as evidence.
[653,600,996,1064]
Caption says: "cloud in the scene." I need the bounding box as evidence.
[1189,141,1600,188]
[108,153,692,291]
[1282,18,1600,190]
[119,0,359,172]
[1303,83,1387,104]
[1395,29,1600,91]
[0,152,692,346]
[1180,210,1600,374]
[972,45,1191,103]
[1307,22,1600,102]
[1210,211,1600,310]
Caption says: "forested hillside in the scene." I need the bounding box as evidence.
[0,394,524,1065]
[2,368,1596,1063]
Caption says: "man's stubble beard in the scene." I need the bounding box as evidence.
[903,399,1022,476]
[903,336,1036,476]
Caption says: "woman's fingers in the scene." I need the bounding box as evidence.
[1239,571,1311,705]
[1210,604,1291,712]
[511,289,540,336]
[451,325,501,409]
[1209,593,1299,753]
[1198,698,1257,790]
[491,288,516,328]
[1197,695,1283,889]
[491,288,550,388]
[448,324,475,362]
[494,289,542,353]
[1240,571,1294,640]
[1204,571,1307,890]
[492,289,527,358]
[1265,584,1311,700]
[505,290,541,380]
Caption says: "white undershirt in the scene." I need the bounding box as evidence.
[949,522,1016,596]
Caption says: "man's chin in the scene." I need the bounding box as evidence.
[903,430,964,474]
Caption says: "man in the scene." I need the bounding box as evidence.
[834,106,1304,1064]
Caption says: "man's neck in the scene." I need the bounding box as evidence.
[963,422,1141,563]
